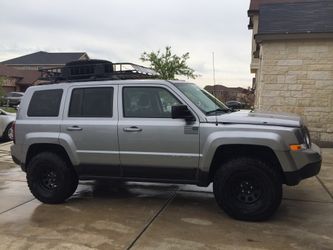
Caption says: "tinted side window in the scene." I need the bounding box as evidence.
[69,87,113,117]
[123,87,181,118]
[28,89,63,117]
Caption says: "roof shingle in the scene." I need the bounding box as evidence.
[1,51,88,65]
[257,1,333,35]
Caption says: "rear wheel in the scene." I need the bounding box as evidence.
[27,152,78,204]
[213,157,282,221]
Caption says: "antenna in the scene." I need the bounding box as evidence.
[212,52,218,126]
[212,52,216,86]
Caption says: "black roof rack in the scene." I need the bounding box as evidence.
[39,59,159,83]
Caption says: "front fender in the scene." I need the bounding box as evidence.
[200,131,286,172]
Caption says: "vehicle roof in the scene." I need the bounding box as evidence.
[27,79,194,91]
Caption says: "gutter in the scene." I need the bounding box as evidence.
[255,32,333,42]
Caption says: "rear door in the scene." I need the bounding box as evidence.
[60,85,120,177]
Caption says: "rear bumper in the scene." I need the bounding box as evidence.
[284,143,322,185]
[11,144,26,172]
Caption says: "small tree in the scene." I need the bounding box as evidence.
[140,46,197,80]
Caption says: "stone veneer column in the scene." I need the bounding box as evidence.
[256,39,333,145]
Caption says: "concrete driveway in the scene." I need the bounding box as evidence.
[0,142,332,250]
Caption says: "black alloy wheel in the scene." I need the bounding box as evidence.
[213,157,282,221]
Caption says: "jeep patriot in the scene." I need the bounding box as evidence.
[11,78,322,221]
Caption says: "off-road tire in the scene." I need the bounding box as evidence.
[2,123,13,141]
[213,157,282,221]
[27,152,78,204]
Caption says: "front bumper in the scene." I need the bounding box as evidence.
[284,143,322,185]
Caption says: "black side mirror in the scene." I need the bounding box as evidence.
[172,105,195,121]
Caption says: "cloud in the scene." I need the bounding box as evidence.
[0,0,252,88]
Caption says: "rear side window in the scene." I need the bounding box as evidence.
[28,89,63,117]
[69,87,113,117]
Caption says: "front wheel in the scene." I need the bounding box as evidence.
[213,157,282,221]
[27,152,78,204]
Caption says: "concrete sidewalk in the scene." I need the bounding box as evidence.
[0,143,332,249]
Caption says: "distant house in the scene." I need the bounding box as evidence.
[0,65,41,93]
[1,51,89,71]
[248,0,333,145]
[204,85,254,107]
[0,51,90,92]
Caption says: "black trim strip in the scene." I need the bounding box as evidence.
[76,165,210,186]
[79,176,198,185]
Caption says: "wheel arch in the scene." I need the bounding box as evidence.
[25,143,73,169]
[205,144,284,185]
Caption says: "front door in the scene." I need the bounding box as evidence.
[118,85,200,181]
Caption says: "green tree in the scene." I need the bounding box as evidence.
[140,46,197,80]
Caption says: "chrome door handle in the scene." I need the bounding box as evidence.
[123,126,142,132]
[67,126,83,131]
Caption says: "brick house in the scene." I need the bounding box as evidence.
[1,51,89,71]
[0,51,90,92]
[0,65,41,93]
[248,0,333,145]
[205,85,255,107]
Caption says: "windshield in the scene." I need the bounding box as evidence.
[174,83,229,115]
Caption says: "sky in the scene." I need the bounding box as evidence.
[0,0,253,88]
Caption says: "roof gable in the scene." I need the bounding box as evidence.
[1,51,89,65]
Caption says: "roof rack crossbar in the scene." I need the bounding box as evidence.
[38,59,159,84]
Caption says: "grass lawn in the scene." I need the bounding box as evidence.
[0,107,17,113]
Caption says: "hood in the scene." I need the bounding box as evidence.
[206,110,302,128]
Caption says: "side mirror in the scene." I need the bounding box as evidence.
[171,105,195,122]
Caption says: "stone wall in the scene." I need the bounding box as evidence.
[255,39,333,145]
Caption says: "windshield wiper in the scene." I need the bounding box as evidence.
[205,108,231,115]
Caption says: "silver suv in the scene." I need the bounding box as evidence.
[11,79,321,221]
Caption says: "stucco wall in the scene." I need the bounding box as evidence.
[255,39,333,145]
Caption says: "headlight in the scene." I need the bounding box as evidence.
[302,126,311,148]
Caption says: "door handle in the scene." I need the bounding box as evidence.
[123,126,142,132]
[67,126,83,131]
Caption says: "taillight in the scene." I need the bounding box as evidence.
[12,121,16,144]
